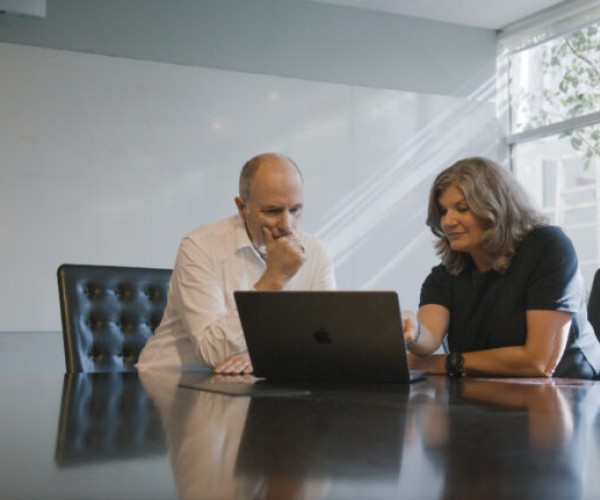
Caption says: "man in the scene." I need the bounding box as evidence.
[136,153,336,374]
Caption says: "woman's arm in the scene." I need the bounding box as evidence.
[408,309,572,377]
[462,309,571,377]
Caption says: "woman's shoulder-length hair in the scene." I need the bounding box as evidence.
[426,156,548,276]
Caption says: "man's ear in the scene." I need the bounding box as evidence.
[234,196,247,217]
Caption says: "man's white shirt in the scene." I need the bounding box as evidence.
[136,215,336,370]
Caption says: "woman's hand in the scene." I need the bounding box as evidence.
[401,310,420,345]
[402,304,449,355]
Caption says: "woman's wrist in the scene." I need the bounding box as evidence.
[406,318,422,349]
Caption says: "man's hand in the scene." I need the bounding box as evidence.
[255,228,306,290]
[213,352,253,375]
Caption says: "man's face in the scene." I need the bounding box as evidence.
[235,158,304,254]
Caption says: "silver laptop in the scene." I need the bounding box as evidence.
[234,290,425,383]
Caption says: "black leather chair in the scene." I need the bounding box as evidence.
[588,268,600,341]
[57,264,172,373]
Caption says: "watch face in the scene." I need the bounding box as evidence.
[446,352,464,377]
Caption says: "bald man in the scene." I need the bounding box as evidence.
[137,153,337,374]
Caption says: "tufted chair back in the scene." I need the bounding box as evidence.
[589,269,600,341]
[57,264,172,373]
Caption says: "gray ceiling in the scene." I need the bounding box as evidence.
[303,0,569,29]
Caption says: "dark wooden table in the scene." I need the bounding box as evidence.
[2,371,600,499]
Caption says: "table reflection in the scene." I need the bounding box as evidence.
[411,377,589,500]
[39,371,600,498]
[55,372,166,466]
[140,372,252,499]
[140,373,412,499]
[234,390,409,497]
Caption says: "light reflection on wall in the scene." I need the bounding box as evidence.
[0,42,502,329]
[316,75,502,299]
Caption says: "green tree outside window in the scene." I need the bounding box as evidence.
[513,24,600,168]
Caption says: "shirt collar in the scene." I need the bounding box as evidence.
[233,214,253,250]
[233,215,265,262]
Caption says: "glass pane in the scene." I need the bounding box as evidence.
[509,22,600,135]
[512,129,600,292]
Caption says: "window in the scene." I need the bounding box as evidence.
[509,24,600,135]
[503,15,600,290]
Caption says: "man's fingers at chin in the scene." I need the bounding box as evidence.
[262,227,276,243]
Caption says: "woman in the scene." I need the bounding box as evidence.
[404,157,600,379]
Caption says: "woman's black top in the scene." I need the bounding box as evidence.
[420,226,600,379]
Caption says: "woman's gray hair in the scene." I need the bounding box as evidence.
[426,157,548,276]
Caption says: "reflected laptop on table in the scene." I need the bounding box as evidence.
[234,290,425,384]
[235,392,408,482]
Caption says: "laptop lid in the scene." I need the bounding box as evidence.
[234,290,424,383]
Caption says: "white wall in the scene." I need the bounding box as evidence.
[0,42,501,331]
[0,0,503,333]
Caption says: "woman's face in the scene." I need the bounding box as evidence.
[438,184,490,265]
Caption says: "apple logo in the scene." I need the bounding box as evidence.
[313,327,332,344]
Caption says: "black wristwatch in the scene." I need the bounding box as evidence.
[446,352,464,378]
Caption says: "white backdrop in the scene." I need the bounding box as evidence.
[0,42,502,331]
